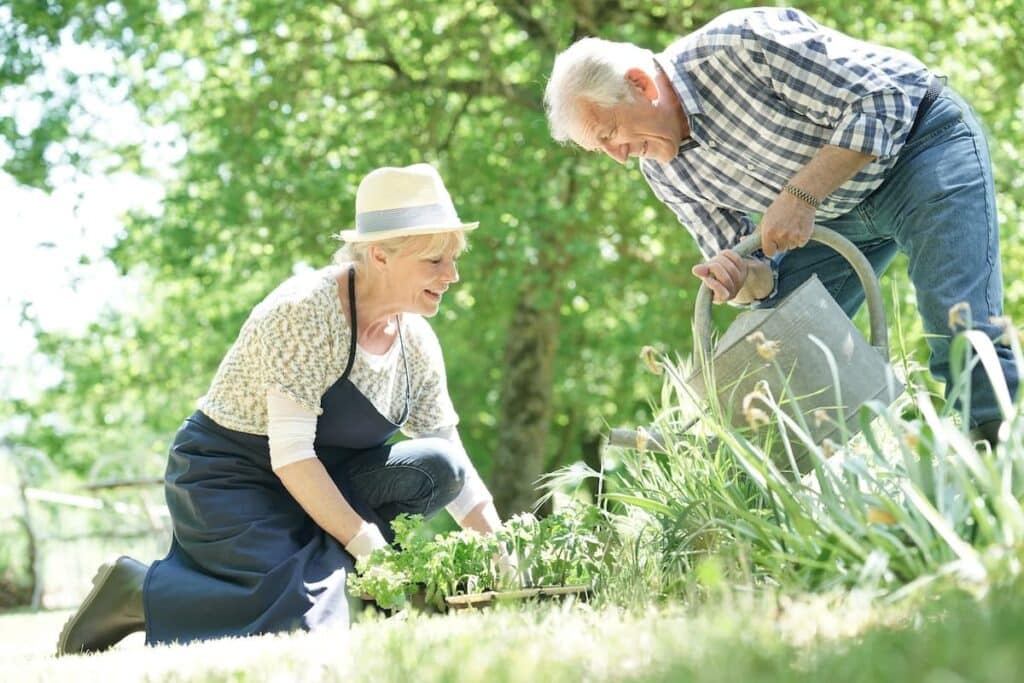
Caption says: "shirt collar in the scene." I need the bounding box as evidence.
[654,51,703,117]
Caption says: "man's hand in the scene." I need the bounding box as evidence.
[760,188,817,257]
[691,249,749,303]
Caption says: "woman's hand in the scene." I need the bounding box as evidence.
[344,521,388,563]
[496,545,522,588]
[457,501,522,588]
[460,500,503,535]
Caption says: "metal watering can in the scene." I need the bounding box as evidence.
[687,226,903,474]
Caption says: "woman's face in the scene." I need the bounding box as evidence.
[382,241,460,317]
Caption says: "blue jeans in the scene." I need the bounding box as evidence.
[324,437,467,542]
[759,88,1017,426]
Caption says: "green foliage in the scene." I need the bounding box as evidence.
[2,1,1023,509]
[349,504,608,610]
[0,506,33,610]
[350,513,502,610]
[596,322,1024,601]
[500,503,608,588]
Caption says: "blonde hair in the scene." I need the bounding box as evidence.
[333,230,468,269]
[544,37,656,143]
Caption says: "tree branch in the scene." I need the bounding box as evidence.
[444,78,538,111]
[492,0,557,50]
[439,93,474,152]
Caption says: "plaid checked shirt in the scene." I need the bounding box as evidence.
[640,7,933,261]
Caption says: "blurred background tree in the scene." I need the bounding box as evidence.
[2,0,1022,517]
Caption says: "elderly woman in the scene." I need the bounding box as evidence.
[58,163,502,654]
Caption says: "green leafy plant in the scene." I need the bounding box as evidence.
[500,502,609,588]
[598,318,1024,600]
[348,514,501,610]
[349,504,608,610]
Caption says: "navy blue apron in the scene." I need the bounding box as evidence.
[143,267,410,645]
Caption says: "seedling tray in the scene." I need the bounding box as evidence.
[444,584,591,610]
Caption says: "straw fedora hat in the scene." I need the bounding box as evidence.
[337,163,479,242]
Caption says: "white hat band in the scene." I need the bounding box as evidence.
[355,203,454,234]
[337,163,478,243]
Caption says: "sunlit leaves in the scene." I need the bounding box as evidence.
[3,0,1023,500]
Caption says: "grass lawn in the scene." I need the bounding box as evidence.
[3,584,1022,683]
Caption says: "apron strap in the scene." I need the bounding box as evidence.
[341,266,358,382]
[396,318,412,423]
[346,265,412,424]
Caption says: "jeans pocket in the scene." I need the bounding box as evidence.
[903,118,966,156]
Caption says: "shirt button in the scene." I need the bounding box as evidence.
[746,163,755,170]
[707,141,716,148]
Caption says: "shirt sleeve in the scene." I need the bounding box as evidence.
[642,168,754,260]
[255,299,336,416]
[743,8,916,159]
[266,387,319,470]
[397,321,487,523]
[642,162,778,305]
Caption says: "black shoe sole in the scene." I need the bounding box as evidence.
[56,558,122,657]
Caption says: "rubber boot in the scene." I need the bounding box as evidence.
[970,419,1004,449]
[56,556,148,656]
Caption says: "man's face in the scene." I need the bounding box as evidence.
[574,91,681,165]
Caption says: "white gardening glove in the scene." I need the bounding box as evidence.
[497,546,522,588]
[345,522,388,564]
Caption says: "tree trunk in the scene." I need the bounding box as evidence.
[580,432,604,502]
[8,448,42,609]
[17,477,42,609]
[489,297,560,516]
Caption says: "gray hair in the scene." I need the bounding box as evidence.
[333,230,468,269]
[544,37,656,144]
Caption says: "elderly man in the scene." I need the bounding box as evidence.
[544,6,1016,442]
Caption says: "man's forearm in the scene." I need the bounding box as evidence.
[786,144,876,203]
[759,144,878,257]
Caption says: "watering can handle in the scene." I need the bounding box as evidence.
[693,225,890,363]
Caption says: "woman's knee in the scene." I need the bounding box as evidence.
[414,439,467,507]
